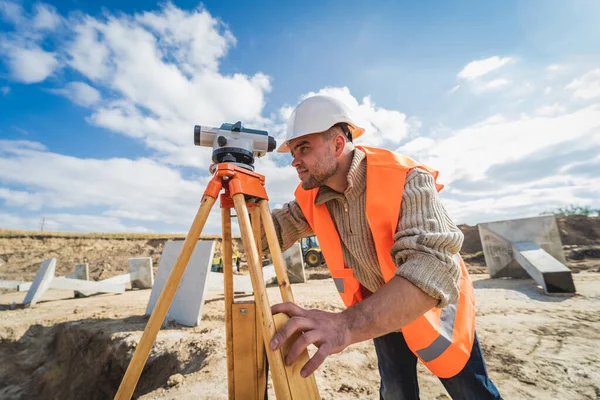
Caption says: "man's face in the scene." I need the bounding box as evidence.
[288,133,338,190]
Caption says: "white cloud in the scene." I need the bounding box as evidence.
[458,56,513,80]
[135,3,235,72]
[59,4,272,166]
[0,1,62,83]
[443,177,600,225]
[0,140,217,232]
[4,45,58,83]
[396,137,437,158]
[566,69,600,99]
[546,64,565,72]
[544,86,552,95]
[66,20,111,81]
[0,188,43,210]
[0,0,23,25]
[483,78,511,90]
[32,3,61,30]
[1,86,9,95]
[534,103,566,116]
[424,105,600,182]
[448,85,460,95]
[49,82,101,107]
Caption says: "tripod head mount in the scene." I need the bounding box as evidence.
[194,121,277,171]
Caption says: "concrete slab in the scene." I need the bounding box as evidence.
[22,258,56,306]
[284,242,306,284]
[19,275,126,295]
[478,215,566,278]
[49,277,126,294]
[145,240,215,327]
[99,273,133,286]
[0,280,26,290]
[512,241,576,294]
[129,257,154,289]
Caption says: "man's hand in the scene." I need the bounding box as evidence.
[270,302,351,378]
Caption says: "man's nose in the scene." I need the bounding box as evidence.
[291,156,301,168]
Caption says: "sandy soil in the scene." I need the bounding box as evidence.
[1,215,598,398]
[1,272,599,399]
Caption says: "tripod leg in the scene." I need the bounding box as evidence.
[222,207,235,400]
[232,194,292,400]
[259,200,294,303]
[260,200,320,399]
[250,206,268,400]
[114,195,217,400]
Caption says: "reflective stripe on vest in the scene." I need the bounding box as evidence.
[415,253,463,362]
[294,145,476,379]
[333,278,344,293]
[417,301,457,362]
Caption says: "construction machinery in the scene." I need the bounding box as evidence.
[300,235,323,268]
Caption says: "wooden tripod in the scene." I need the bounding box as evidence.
[114,163,320,400]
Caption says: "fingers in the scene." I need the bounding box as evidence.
[301,346,329,378]
[285,330,320,366]
[271,302,307,318]
[270,315,314,350]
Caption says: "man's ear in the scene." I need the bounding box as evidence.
[334,134,346,156]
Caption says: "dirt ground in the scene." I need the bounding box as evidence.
[1,215,599,399]
[0,273,599,399]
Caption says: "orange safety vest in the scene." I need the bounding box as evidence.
[294,145,476,378]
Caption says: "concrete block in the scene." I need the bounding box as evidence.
[68,263,91,297]
[67,263,89,280]
[145,240,215,327]
[512,241,576,294]
[128,257,154,289]
[477,225,529,278]
[283,243,306,284]
[22,258,56,306]
[478,215,566,278]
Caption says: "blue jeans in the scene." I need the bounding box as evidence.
[373,331,502,399]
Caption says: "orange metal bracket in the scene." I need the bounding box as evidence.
[202,163,268,209]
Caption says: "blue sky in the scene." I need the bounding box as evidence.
[1,0,599,234]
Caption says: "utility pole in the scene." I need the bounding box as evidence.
[40,217,45,232]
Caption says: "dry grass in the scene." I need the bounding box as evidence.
[0,228,224,240]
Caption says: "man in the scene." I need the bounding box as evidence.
[264,95,502,399]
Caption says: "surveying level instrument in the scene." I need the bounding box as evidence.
[194,121,277,171]
[115,122,319,399]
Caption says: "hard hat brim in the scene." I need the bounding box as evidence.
[277,125,365,153]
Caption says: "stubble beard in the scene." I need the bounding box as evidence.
[301,159,337,190]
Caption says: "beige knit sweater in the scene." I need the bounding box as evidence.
[264,148,464,308]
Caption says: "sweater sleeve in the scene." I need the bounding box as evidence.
[260,199,314,253]
[390,168,463,308]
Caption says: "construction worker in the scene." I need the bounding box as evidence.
[265,95,502,399]
[234,249,241,272]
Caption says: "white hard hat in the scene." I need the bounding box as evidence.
[277,95,365,153]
